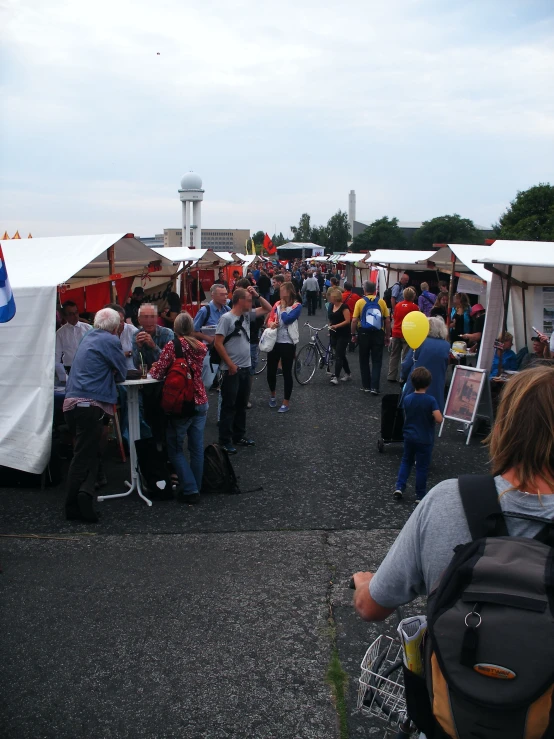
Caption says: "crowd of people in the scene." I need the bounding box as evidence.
[54,257,554,523]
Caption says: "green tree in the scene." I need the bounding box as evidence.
[352,216,407,251]
[310,225,329,248]
[252,230,265,245]
[271,232,287,246]
[290,213,312,242]
[413,214,481,250]
[495,183,554,240]
[325,210,350,254]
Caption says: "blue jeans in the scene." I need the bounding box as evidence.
[395,439,433,499]
[166,402,208,494]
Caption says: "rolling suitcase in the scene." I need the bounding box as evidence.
[377,393,404,452]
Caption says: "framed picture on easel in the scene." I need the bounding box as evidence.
[439,366,491,445]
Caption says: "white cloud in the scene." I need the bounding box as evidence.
[2,0,554,235]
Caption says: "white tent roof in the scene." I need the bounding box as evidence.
[363,250,436,269]
[473,241,554,285]
[150,247,238,267]
[276,242,323,251]
[2,234,178,289]
[329,253,369,264]
[308,256,329,262]
[416,245,491,282]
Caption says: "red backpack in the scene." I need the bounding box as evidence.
[161,338,196,418]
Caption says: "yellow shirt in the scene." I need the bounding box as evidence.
[352,295,390,330]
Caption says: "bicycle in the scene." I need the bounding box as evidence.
[351,579,420,738]
[294,323,334,385]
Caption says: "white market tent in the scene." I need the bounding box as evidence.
[276,242,325,256]
[150,247,240,268]
[363,250,437,276]
[329,253,369,264]
[416,245,492,299]
[0,234,178,474]
[472,240,554,371]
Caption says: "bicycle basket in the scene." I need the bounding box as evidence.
[357,635,407,726]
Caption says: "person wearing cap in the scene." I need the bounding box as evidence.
[490,332,517,378]
[125,287,145,328]
[520,335,551,370]
[461,303,486,353]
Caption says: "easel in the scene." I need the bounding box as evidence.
[439,366,494,445]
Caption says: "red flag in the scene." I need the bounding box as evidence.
[263,233,276,255]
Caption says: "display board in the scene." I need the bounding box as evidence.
[439,366,492,445]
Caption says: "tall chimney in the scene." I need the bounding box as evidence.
[348,190,356,239]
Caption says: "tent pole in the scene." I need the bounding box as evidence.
[107,245,116,302]
[446,251,456,328]
[497,266,513,376]
[522,287,528,345]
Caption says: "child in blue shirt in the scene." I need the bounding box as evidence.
[394,367,443,502]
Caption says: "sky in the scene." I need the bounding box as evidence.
[1,0,554,239]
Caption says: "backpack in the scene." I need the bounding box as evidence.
[359,296,383,331]
[406,474,554,739]
[160,338,196,418]
[201,444,240,495]
[383,281,400,311]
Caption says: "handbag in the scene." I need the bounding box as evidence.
[259,326,277,353]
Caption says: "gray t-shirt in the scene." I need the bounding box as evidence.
[215,310,256,370]
[370,476,554,609]
[391,282,403,301]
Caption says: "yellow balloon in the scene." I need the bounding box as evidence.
[402,311,429,349]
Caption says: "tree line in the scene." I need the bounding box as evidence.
[251,182,554,254]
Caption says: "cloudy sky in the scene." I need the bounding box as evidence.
[1,0,553,238]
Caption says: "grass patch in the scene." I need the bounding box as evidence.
[326,647,349,739]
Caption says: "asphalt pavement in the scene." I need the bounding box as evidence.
[0,316,490,738]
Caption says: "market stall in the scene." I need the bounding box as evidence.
[472,241,554,372]
[151,247,241,313]
[328,253,374,287]
[0,234,178,474]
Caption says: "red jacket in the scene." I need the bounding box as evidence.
[342,291,360,314]
[392,301,419,339]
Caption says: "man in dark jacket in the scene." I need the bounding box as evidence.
[63,307,127,523]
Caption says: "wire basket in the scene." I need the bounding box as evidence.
[357,635,407,726]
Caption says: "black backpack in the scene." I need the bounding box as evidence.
[406,475,554,739]
[201,444,241,495]
[383,281,400,311]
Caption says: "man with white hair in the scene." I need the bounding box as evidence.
[63,307,128,523]
[131,303,174,370]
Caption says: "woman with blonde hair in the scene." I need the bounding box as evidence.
[150,311,208,504]
[327,287,352,384]
[401,316,450,413]
[449,292,471,344]
[266,281,302,413]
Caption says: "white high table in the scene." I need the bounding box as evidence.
[97,377,160,507]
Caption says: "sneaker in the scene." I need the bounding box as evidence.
[235,438,255,447]
[220,444,237,455]
[329,377,339,385]
[370,389,381,395]
[340,374,351,382]
[326,368,333,375]
[177,491,201,505]
[278,405,290,413]
[393,489,403,500]
[269,397,277,408]
[246,401,252,409]
[276,368,283,376]
[361,388,372,393]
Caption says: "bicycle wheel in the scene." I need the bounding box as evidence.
[294,344,318,385]
[326,347,335,375]
[255,351,267,375]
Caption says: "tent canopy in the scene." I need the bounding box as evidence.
[473,241,554,285]
[276,242,323,251]
[417,245,491,282]
[363,250,436,270]
[329,253,369,264]
[2,234,177,289]
[151,247,239,268]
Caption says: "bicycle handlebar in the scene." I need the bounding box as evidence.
[304,322,329,332]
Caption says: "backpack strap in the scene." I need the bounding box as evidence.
[502,511,554,547]
[458,475,509,540]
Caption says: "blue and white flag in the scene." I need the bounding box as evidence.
[0,244,16,323]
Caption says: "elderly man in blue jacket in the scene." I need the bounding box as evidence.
[63,307,128,523]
